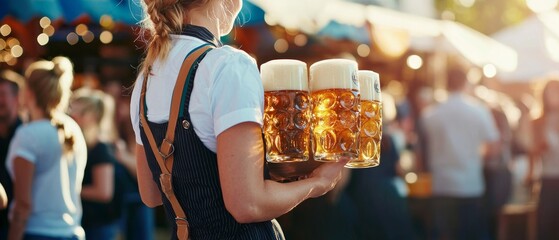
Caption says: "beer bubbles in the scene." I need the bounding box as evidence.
[309,59,360,162]
[261,60,311,163]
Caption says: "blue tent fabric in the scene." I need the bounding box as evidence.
[1,0,143,24]
[1,0,260,25]
[317,21,370,44]
[237,0,265,26]
[0,0,367,46]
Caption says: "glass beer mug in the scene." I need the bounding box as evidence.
[309,59,360,162]
[261,60,311,163]
[346,70,382,168]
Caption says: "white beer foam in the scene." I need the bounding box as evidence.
[309,59,359,92]
[358,70,382,101]
[261,59,308,91]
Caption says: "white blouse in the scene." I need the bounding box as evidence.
[130,35,264,153]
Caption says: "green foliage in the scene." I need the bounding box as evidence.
[434,0,535,34]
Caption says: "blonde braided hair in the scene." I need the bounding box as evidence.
[139,0,211,77]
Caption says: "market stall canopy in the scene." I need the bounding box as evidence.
[0,0,144,24]
[250,0,517,72]
[0,0,265,26]
[493,10,559,82]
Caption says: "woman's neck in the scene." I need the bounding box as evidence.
[83,126,100,148]
[28,106,48,122]
[187,8,221,38]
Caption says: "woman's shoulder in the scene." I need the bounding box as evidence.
[206,46,257,68]
[14,120,53,138]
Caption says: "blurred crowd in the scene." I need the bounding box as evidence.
[0,55,558,240]
[0,57,154,240]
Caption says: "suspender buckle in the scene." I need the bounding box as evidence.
[159,138,175,159]
[175,217,189,224]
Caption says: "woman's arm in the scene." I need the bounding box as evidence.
[81,163,114,203]
[217,122,347,223]
[115,139,137,179]
[135,144,163,207]
[0,183,7,210]
[526,118,542,186]
[8,157,34,240]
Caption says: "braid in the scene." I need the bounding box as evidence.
[54,121,75,155]
[139,0,212,78]
[140,0,186,77]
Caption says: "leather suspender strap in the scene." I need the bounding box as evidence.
[139,44,213,240]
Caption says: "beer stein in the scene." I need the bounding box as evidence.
[346,70,382,168]
[261,60,311,163]
[309,59,360,162]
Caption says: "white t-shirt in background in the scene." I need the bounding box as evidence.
[7,116,87,238]
[130,35,264,153]
[422,93,499,197]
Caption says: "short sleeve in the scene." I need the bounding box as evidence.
[89,143,116,166]
[130,75,144,145]
[8,127,38,164]
[209,51,264,136]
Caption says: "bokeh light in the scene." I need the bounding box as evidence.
[39,17,51,29]
[100,15,115,29]
[37,33,49,46]
[83,31,94,43]
[483,64,497,78]
[100,31,113,44]
[294,34,308,47]
[7,38,20,48]
[0,24,12,36]
[6,57,17,66]
[76,24,88,36]
[274,39,288,53]
[67,32,79,45]
[407,55,423,70]
[10,45,23,58]
[43,25,55,36]
[405,172,418,184]
[357,44,371,57]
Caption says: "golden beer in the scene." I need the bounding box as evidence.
[261,60,310,163]
[310,59,360,162]
[346,70,382,168]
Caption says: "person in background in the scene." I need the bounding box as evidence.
[346,92,416,240]
[0,183,7,210]
[421,62,500,240]
[6,57,87,240]
[0,69,24,239]
[526,76,559,240]
[104,79,155,240]
[69,88,121,240]
[131,0,347,238]
[474,89,514,240]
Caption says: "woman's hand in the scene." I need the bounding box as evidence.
[307,158,350,198]
[267,160,322,182]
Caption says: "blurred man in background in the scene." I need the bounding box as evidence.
[0,69,23,239]
[422,63,500,240]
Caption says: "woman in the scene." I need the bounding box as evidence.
[6,57,87,240]
[527,77,559,240]
[130,0,347,239]
[69,89,120,240]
